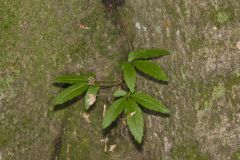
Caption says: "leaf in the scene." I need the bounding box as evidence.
[102,97,126,129]
[133,60,168,81]
[54,74,91,84]
[122,62,136,92]
[125,99,144,144]
[53,83,89,105]
[85,85,99,110]
[128,49,170,62]
[130,92,170,114]
[113,89,127,97]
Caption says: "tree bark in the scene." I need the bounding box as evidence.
[0,0,239,160]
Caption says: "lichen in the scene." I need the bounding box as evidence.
[212,6,236,26]
[203,83,225,109]
[217,12,229,23]
[212,84,226,100]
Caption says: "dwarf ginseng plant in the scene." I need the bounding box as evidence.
[53,0,170,144]
[53,49,170,144]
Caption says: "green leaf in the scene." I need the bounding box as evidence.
[122,62,136,92]
[54,83,89,105]
[54,74,91,84]
[113,89,127,97]
[102,97,126,129]
[85,85,99,110]
[133,60,168,81]
[128,49,170,62]
[130,92,170,114]
[125,99,144,144]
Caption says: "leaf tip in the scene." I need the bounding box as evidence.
[102,121,108,129]
[162,108,170,114]
[131,133,143,144]
[129,88,135,93]
[52,94,61,105]
[136,137,143,144]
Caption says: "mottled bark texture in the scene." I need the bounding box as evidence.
[0,0,239,160]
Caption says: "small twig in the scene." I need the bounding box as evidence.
[103,104,107,117]
[96,80,121,83]
[95,79,123,88]
[115,8,133,52]
[99,80,123,88]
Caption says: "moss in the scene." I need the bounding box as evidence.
[79,7,120,57]
[59,133,92,160]
[1,0,238,159]
[191,71,240,126]
[212,84,225,100]
[233,151,240,160]
[48,2,128,158]
[0,0,118,159]
[56,103,110,160]
[179,0,191,17]
[0,127,12,148]
[0,135,9,148]
[217,12,229,23]
[212,7,236,26]
[0,2,20,69]
[224,74,240,90]
[0,76,14,90]
[201,75,237,110]
[189,37,205,50]
[164,1,181,19]
[171,143,210,160]
[203,84,225,110]
[194,83,212,106]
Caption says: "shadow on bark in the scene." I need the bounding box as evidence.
[136,70,169,85]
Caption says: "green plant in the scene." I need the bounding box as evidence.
[53,49,170,144]
[53,0,170,144]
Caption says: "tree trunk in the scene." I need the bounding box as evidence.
[0,0,239,160]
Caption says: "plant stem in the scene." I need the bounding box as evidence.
[98,80,123,88]
[97,3,133,89]
[115,8,133,52]
[96,80,120,83]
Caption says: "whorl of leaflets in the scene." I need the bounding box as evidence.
[53,48,170,144]
[102,49,170,143]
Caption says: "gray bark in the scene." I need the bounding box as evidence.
[0,0,239,160]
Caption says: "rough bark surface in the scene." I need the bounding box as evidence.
[0,0,240,160]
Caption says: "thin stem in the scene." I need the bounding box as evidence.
[96,3,132,89]
[96,80,121,83]
[115,8,134,52]
[99,80,123,88]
